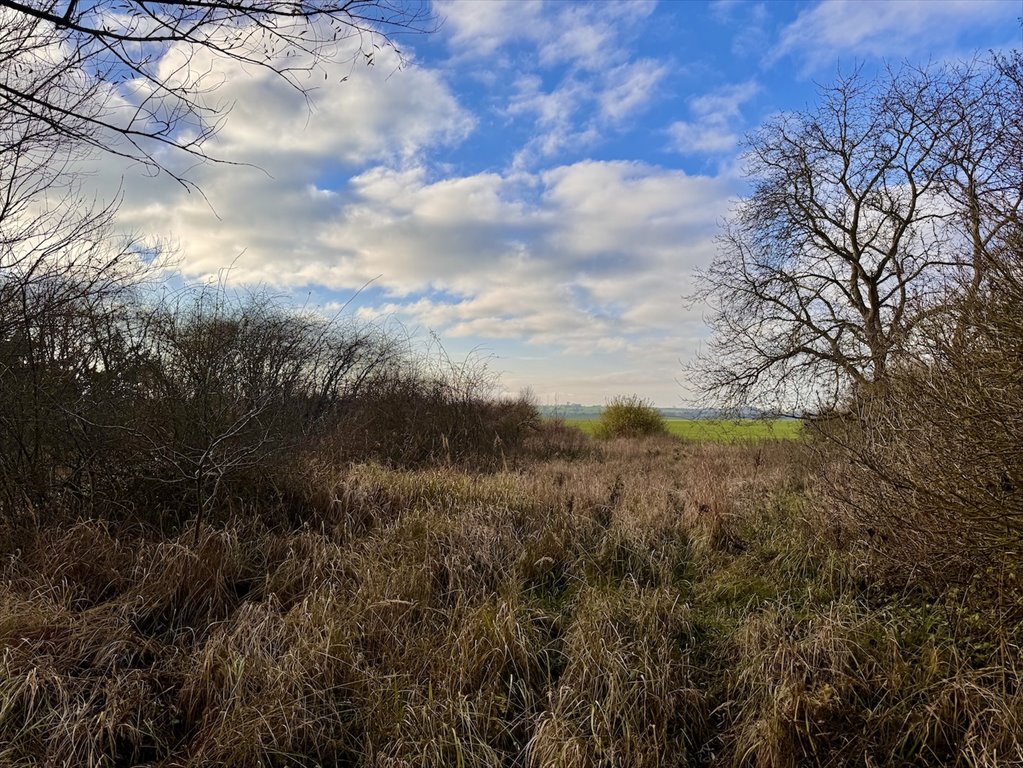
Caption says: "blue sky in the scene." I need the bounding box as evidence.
[95,0,1022,405]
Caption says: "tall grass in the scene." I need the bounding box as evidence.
[2,436,1019,766]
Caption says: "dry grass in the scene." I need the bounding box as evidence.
[526,583,705,767]
[1,437,1020,766]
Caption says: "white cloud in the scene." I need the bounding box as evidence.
[312,160,731,405]
[505,58,667,167]
[709,1,770,57]
[109,142,731,403]
[668,80,759,155]
[92,38,475,280]
[434,0,547,57]
[669,121,740,154]
[438,0,664,167]
[437,0,654,70]
[770,0,1019,71]
[534,1,650,72]
[506,74,594,160]
[598,59,668,123]
[689,81,759,120]
[709,0,743,23]
[180,43,474,168]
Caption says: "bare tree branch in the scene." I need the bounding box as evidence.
[691,55,1023,414]
[0,0,433,181]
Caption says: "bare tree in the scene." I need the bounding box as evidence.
[694,55,1022,413]
[923,53,1023,301]
[0,0,432,182]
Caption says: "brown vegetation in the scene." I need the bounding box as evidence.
[811,230,1023,586]
[2,433,1021,766]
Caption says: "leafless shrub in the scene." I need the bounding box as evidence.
[121,284,389,529]
[326,344,542,470]
[816,230,1023,581]
[0,218,154,515]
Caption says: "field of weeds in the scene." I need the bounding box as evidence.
[2,436,1021,767]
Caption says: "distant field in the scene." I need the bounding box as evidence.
[565,417,802,442]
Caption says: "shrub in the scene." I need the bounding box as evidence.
[814,229,1023,582]
[324,358,542,470]
[592,395,668,439]
[522,418,591,461]
[0,255,547,528]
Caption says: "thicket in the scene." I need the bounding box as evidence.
[593,394,668,439]
[0,0,540,535]
[815,230,1023,583]
[0,250,545,532]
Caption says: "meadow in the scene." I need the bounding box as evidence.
[1,427,1019,766]
[565,417,802,442]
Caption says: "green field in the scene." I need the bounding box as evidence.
[565,417,802,442]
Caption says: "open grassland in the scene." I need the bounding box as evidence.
[567,417,803,442]
[1,435,1020,767]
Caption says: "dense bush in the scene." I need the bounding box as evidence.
[0,256,543,528]
[814,231,1023,580]
[593,395,669,439]
[323,354,541,470]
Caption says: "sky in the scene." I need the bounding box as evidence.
[88,0,1021,406]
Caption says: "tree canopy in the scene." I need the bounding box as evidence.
[695,54,1022,413]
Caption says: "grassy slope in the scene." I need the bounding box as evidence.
[566,417,803,441]
[0,438,1019,766]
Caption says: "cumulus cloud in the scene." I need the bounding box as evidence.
[111,150,730,401]
[322,159,731,400]
[506,75,597,161]
[95,39,475,278]
[80,6,728,404]
[436,0,654,70]
[506,58,667,166]
[434,0,548,58]
[176,42,474,169]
